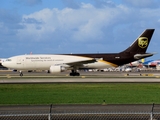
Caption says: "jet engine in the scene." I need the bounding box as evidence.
[49,65,65,73]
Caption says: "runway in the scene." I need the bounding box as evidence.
[0,70,160,83]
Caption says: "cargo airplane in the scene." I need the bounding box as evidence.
[2,29,155,76]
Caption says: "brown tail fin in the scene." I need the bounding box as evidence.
[121,29,154,54]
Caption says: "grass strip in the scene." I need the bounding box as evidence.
[0,83,160,105]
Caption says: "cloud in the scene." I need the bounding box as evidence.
[15,0,42,6]
[123,0,159,8]
[14,1,160,54]
[17,3,128,42]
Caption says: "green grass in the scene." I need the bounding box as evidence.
[0,83,160,105]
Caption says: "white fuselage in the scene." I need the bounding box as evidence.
[2,54,115,71]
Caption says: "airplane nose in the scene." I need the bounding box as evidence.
[1,62,4,66]
[1,62,6,67]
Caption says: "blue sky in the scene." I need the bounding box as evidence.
[0,0,160,61]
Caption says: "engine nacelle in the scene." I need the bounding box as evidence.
[49,65,65,73]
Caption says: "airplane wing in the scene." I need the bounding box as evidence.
[66,58,98,67]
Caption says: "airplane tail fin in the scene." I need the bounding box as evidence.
[121,29,154,54]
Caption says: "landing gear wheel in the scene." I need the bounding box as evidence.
[75,72,80,76]
[70,70,80,76]
[20,72,23,77]
[70,72,74,76]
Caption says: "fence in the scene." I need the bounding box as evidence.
[0,104,160,120]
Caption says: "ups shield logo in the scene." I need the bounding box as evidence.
[138,37,148,48]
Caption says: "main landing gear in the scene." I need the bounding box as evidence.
[19,71,23,77]
[69,70,80,76]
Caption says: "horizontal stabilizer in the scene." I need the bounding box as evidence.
[134,53,154,59]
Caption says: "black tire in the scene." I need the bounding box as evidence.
[20,73,23,77]
[70,73,74,76]
[76,72,80,76]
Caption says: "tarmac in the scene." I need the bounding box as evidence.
[0,70,160,83]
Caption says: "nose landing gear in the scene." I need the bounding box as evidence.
[19,71,23,77]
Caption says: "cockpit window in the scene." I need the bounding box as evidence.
[6,59,12,61]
